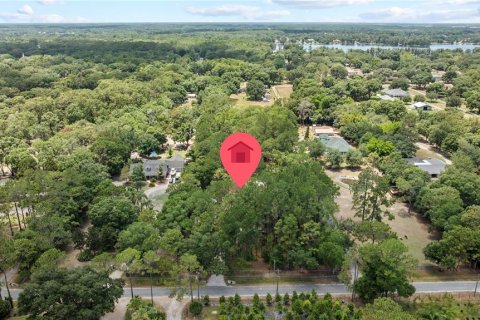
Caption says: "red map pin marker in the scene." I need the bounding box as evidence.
[220,133,262,188]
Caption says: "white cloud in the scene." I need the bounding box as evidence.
[185,5,290,20]
[359,6,480,22]
[436,0,480,3]
[269,0,373,8]
[17,5,34,15]
[0,12,68,23]
[0,4,81,23]
[38,0,60,5]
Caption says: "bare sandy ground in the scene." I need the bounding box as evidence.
[326,167,437,265]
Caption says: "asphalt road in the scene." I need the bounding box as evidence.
[3,281,479,300]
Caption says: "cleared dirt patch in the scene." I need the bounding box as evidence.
[325,167,437,265]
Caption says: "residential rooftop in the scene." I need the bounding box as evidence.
[406,157,446,177]
[317,135,353,153]
[383,88,408,97]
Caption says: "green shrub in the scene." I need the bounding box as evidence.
[0,298,12,320]
[78,249,94,262]
[203,295,210,306]
[126,297,165,320]
[189,301,203,316]
[266,293,273,306]
[414,95,426,102]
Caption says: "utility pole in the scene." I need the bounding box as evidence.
[475,279,479,297]
[273,259,279,295]
[351,262,357,301]
[149,272,154,305]
[195,269,200,301]
[126,266,133,299]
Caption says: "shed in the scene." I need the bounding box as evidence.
[411,102,432,111]
[314,126,336,136]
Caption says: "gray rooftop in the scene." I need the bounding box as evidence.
[406,157,446,176]
[411,102,432,110]
[384,88,408,97]
[130,154,186,178]
[317,135,353,153]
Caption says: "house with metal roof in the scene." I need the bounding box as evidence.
[379,95,395,101]
[383,88,409,98]
[317,135,353,154]
[406,157,446,178]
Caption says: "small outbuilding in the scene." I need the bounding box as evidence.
[314,126,336,137]
[411,102,432,111]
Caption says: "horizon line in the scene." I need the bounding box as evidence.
[1,22,480,25]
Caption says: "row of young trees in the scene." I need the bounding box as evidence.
[192,291,463,320]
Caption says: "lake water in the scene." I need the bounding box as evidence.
[301,43,480,52]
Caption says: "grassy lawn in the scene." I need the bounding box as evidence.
[230,92,274,109]
[128,276,176,287]
[416,148,445,161]
[272,84,293,99]
[158,149,188,160]
[185,306,218,320]
[226,274,338,285]
[411,268,480,282]
[150,192,169,211]
[387,202,439,265]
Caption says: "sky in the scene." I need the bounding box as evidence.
[0,0,479,24]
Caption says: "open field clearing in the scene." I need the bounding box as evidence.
[272,84,293,99]
[325,168,437,265]
[230,92,274,109]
